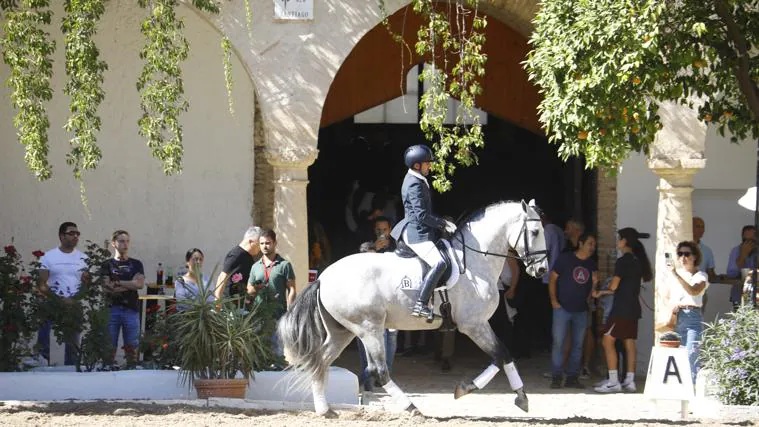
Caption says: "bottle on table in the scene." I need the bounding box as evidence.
[166,266,174,289]
[156,262,165,295]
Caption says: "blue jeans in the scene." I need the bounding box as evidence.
[37,320,80,366]
[108,305,140,358]
[551,307,588,377]
[357,329,398,384]
[676,308,703,384]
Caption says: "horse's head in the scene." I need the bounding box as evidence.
[508,199,549,278]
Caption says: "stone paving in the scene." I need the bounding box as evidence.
[332,337,756,423]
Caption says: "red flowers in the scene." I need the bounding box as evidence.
[3,245,17,256]
[32,250,45,258]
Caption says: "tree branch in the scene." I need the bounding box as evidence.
[714,0,759,120]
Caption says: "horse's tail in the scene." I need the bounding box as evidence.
[277,279,329,380]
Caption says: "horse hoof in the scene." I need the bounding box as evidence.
[514,393,529,413]
[454,381,476,399]
[321,409,339,419]
[406,403,423,417]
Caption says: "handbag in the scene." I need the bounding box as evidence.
[655,306,678,333]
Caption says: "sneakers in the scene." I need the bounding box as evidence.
[579,367,591,380]
[550,375,563,389]
[564,376,584,389]
[594,380,622,393]
[621,380,637,392]
[593,378,608,388]
[411,301,432,318]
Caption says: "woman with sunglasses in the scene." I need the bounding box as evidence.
[668,241,709,384]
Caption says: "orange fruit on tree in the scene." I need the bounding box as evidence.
[578,131,589,140]
[631,126,640,134]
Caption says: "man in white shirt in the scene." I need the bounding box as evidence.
[36,222,88,365]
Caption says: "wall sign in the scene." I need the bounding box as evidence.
[274,0,313,21]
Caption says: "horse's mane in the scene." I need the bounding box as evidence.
[457,200,522,227]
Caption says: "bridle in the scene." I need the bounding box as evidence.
[453,214,548,272]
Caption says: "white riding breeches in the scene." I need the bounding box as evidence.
[403,229,444,267]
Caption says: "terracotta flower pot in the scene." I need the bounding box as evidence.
[194,378,249,399]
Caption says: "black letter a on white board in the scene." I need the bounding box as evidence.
[663,356,682,384]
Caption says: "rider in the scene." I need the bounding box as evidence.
[391,144,457,318]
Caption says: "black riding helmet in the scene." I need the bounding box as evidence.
[403,144,435,169]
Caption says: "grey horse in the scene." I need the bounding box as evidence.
[278,200,548,417]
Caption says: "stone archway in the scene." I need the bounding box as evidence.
[320,4,542,133]
[200,0,548,287]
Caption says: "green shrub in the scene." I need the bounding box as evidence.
[700,306,759,405]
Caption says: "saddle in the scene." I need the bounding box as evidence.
[394,239,457,331]
[394,239,453,286]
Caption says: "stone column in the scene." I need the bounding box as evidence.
[648,163,704,334]
[647,101,707,341]
[267,151,318,294]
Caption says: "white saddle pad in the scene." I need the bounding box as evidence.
[394,240,460,294]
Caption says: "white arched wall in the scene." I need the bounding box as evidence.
[207,0,537,287]
[0,2,256,283]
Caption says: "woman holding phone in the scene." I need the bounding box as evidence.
[668,241,709,384]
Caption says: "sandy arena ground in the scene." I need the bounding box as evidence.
[2,338,757,426]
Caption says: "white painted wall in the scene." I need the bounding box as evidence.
[0,3,255,361]
[617,128,756,373]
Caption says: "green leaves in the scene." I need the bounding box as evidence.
[137,0,190,176]
[701,306,759,405]
[1,0,55,181]
[221,36,234,116]
[525,0,759,169]
[62,0,108,181]
[411,0,487,193]
[173,264,279,384]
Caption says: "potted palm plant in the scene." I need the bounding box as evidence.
[172,262,279,399]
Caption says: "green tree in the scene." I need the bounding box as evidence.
[2,1,486,194]
[525,0,759,169]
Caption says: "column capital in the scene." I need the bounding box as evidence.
[265,148,319,170]
[648,161,705,188]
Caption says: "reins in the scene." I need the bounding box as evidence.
[452,216,547,272]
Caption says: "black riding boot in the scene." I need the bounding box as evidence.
[412,259,447,318]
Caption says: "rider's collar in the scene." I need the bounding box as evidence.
[407,169,428,186]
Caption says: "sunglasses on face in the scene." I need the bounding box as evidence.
[677,251,692,258]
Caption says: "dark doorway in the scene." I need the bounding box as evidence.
[307,115,597,267]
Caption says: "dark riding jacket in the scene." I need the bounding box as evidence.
[391,169,446,244]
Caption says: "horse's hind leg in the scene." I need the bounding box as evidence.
[312,327,355,417]
[457,323,529,413]
[360,330,418,414]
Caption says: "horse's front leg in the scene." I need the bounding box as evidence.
[457,323,529,413]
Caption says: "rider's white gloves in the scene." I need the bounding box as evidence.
[444,220,457,234]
